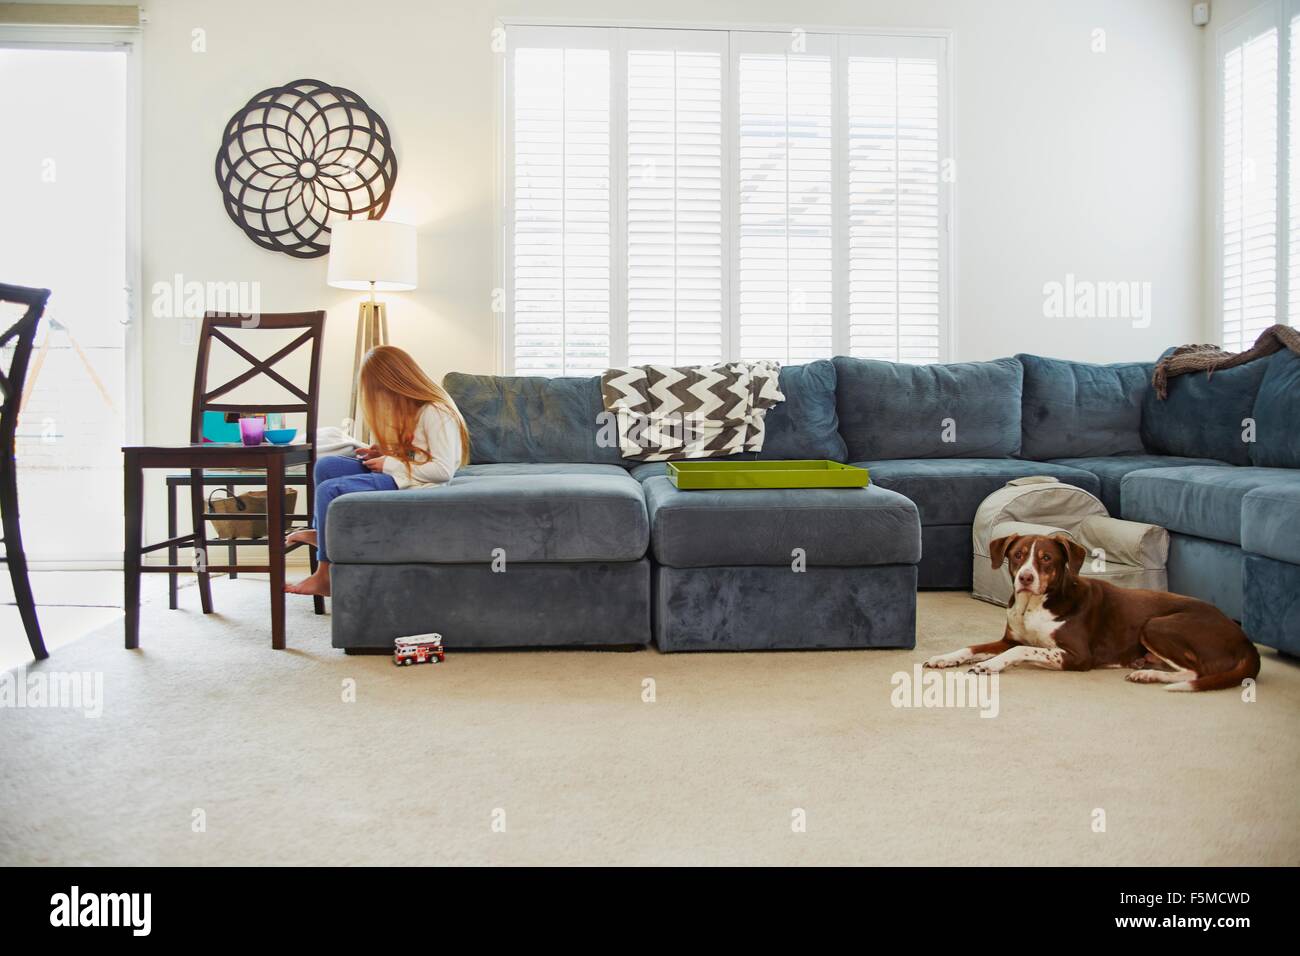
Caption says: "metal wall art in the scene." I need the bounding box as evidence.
[215,78,398,259]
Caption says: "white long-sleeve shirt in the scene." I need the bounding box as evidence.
[380,403,464,490]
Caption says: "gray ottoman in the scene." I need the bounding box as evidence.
[328,473,651,650]
[642,477,921,651]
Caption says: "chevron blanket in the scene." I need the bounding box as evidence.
[599,362,785,462]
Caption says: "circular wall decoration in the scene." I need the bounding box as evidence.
[214,78,398,259]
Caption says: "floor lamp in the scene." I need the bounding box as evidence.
[327,219,417,444]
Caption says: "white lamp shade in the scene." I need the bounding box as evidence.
[327,219,418,292]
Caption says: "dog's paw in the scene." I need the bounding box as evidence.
[923,653,964,669]
[968,662,1001,676]
[1126,669,1166,684]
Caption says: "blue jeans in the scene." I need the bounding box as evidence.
[312,455,397,563]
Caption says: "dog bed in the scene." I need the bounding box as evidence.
[972,476,1169,606]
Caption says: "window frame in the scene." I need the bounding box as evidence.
[495,18,955,374]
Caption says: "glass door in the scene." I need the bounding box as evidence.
[0,43,133,562]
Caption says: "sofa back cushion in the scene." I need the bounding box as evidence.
[755,359,847,461]
[445,360,845,465]
[833,356,1023,460]
[444,372,624,465]
[1018,354,1150,460]
[1250,348,1300,468]
[1140,350,1272,466]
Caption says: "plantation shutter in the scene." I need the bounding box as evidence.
[843,35,945,363]
[1220,17,1278,353]
[733,32,835,364]
[625,30,727,366]
[503,25,952,373]
[508,27,612,374]
[1290,12,1300,329]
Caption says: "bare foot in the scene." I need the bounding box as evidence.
[285,529,317,550]
[285,564,331,597]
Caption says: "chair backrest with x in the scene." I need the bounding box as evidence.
[189,311,326,445]
[0,283,51,465]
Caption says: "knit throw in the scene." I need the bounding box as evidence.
[599,361,785,462]
[1153,323,1300,398]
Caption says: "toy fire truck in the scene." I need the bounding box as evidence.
[393,633,445,666]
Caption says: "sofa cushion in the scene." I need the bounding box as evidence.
[758,360,847,461]
[1018,354,1150,459]
[447,362,844,466]
[851,458,1100,526]
[834,356,1023,460]
[443,372,624,465]
[1120,465,1300,546]
[326,473,648,564]
[1140,352,1272,466]
[642,476,920,568]
[1241,482,1300,563]
[1250,348,1300,468]
[457,462,630,478]
[628,462,668,482]
[1048,454,1225,516]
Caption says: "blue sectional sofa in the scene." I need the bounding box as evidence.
[328,350,1300,656]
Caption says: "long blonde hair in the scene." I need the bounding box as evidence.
[359,345,470,473]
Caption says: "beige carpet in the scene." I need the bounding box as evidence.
[1,575,1297,866]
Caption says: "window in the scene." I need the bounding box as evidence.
[627,32,726,366]
[510,35,612,374]
[1217,1,1300,351]
[734,32,834,365]
[503,25,950,374]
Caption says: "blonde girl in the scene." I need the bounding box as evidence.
[285,345,469,597]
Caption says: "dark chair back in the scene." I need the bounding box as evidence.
[0,283,50,470]
[189,311,326,446]
[0,283,52,657]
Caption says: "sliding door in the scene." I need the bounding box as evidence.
[0,42,133,561]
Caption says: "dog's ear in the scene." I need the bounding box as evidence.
[989,534,1020,570]
[1053,534,1088,575]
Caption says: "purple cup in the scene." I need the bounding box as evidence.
[239,417,265,446]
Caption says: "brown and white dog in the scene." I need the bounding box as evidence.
[924,533,1260,692]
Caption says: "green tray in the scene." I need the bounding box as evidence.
[667,460,870,490]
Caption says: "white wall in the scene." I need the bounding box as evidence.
[125,0,1206,529]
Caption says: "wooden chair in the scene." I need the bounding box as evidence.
[123,311,325,650]
[187,310,327,618]
[0,282,51,660]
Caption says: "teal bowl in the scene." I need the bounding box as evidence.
[265,428,298,445]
